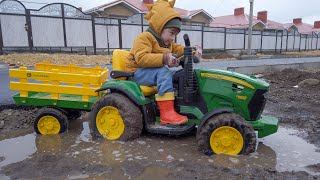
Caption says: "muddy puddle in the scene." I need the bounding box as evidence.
[0,116,320,179]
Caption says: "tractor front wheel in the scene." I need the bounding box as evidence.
[90,93,143,141]
[196,113,256,155]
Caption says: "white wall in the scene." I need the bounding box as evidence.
[1,15,28,47]
[121,24,141,49]
[95,25,119,49]
[31,17,64,47]
[65,19,93,47]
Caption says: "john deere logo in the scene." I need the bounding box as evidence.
[26,73,48,78]
[236,95,247,100]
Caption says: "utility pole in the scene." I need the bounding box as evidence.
[247,0,254,55]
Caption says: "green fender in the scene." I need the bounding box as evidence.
[95,80,147,105]
[197,107,234,133]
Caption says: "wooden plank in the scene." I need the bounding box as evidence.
[10,82,99,96]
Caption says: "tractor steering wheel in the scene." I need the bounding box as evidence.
[176,48,200,68]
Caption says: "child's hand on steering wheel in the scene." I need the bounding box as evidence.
[163,53,180,68]
[195,45,202,59]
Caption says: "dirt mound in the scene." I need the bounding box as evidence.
[264,68,320,87]
[298,79,319,87]
[0,105,38,132]
[307,163,320,173]
[263,69,320,147]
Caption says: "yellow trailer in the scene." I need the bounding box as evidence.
[9,61,109,134]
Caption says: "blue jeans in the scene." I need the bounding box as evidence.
[129,67,175,96]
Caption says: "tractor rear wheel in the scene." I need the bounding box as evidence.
[196,113,256,155]
[90,93,143,141]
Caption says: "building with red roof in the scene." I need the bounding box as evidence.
[286,18,320,34]
[85,1,319,34]
[210,7,295,31]
[85,0,213,25]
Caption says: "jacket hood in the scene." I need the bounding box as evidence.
[144,0,181,36]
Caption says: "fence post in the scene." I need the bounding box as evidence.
[140,13,144,33]
[310,34,312,50]
[293,30,295,50]
[280,31,283,53]
[118,19,122,49]
[305,35,307,51]
[311,33,313,50]
[316,33,319,50]
[299,33,301,52]
[279,31,283,53]
[260,30,263,52]
[61,4,67,47]
[201,24,204,49]
[243,29,246,49]
[25,9,33,52]
[0,17,3,55]
[106,21,110,55]
[285,30,289,52]
[275,30,278,53]
[91,15,97,55]
[223,27,226,51]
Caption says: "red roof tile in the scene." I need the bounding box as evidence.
[124,0,148,12]
[293,22,320,34]
[210,13,285,30]
[85,0,145,13]
[174,7,189,17]
[262,19,285,29]
[210,14,253,28]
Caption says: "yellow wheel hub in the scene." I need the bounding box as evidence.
[96,106,125,140]
[37,116,61,135]
[210,126,244,155]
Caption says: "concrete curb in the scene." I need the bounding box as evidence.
[239,55,320,60]
[0,62,8,69]
[227,62,320,74]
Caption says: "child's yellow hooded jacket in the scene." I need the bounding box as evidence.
[125,0,184,73]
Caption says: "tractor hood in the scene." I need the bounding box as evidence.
[194,69,269,90]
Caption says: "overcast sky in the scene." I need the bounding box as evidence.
[20,0,319,25]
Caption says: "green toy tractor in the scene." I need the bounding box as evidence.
[90,34,279,155]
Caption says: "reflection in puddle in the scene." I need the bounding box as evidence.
[0,118,319,179]
[0,133,36,167]
[261,128,320,174]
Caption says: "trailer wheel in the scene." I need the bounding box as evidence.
[34,107,69,134]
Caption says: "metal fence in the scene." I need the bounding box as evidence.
[0,0,319,55]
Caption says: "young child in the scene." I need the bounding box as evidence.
[125,0,201,125]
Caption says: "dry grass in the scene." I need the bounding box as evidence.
[0,53,112,67]
[0,53,231,67]
[201,58,236,62]
[282,50,320,56]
